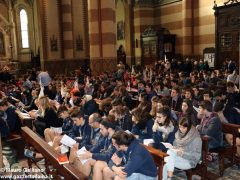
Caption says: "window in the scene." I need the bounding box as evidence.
[20,9,29,48]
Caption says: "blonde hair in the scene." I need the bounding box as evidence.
[38,96,50,112]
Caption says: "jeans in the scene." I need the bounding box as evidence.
[127,173,157,180]
[162,149,191,180]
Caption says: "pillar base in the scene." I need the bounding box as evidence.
[90,57,117,75]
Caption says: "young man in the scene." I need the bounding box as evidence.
[86,112,102,149]
[69,118,117,178]
[197,100,222,149]
[170,86,183,112]
[70,108,92,148]
[102,130,157,180]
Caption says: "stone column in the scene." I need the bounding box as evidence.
[88,0,117,75]
[61,0,74,58]
[182,0,193,57]
[133,1,154,65]
[125,0,134,66]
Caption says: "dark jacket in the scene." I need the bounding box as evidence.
[198,114,222,149]
[76,121,92,148]
[0,117,9,138]
[152,126,177,150]
[122,139,157,177]
[223,105,240,125]
[131,118,154,141]
[36,107,62,128]
[117,111,132,131]
[62,117,73,135]
[82,99,98,116]
[92,137,116,163]
[170,96,183,112]
[4,106,22,132]
[88,134,105,152]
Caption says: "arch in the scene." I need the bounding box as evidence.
[19,8,29,48]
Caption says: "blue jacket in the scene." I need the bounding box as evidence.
[121,140,157,177]
[68,124,80,139]
[85,128,101,150]
[92,137,116,163]
[198,115,222,149]
[131,119,154,141]
[76,121,92,148]
[82,99,98,116]
[62,117,73,135]
[0,117,9,138]
[88,135,106,153]
[152,126,177,149]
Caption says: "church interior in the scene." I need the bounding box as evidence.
[0,0,240,179]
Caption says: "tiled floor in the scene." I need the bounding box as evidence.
[4,157,240,180]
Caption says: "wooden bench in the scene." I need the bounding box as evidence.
[210,122,240,176]
[143,145,168,180]
[21,126,87,180]
[185,136,219,180]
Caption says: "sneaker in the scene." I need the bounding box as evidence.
[24,149,35,158]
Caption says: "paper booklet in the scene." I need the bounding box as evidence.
[51,127,63,134]
[60,144,69,154]
[76,146,90,165]
[60,135,76,148]
[143,139,154,146]
[193,106,199,113]
[124,130,132,134]
[161,143,180,152]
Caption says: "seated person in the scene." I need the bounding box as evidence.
[100,130,157,180]
[0,116,9,140]
[214,102,240,157]
[69,118,117,177]
[85,113,102,150]
[32,96,62,137]
[131,107,154,141]
[81,95,98,116]
[69,108,91,148]
[44,105,73,143]
[0,98,22,133]
[196,100,222,149]
[152,106,177,151]
[110,105,132,131]
[163,117,202,180]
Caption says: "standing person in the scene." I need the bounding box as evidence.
[162,117,202,180]
[37,71,51,96]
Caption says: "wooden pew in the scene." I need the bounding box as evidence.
[144,138,219,180]
[21,126,87,180]
[210,122,240,176]
[16,110,34,129]
[185,137,219,180]
[143,145,168,180]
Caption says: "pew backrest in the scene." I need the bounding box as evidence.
[21,126,86,180]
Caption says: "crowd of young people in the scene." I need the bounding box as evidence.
[0,57,240,179]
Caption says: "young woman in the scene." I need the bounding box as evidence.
[33,96,62,137]
[152,106,177,151]
[163,117,202,180]
[111,106,132,131]
[178,99,198,126]
[131,107,154,141]
[150,96,159,117]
